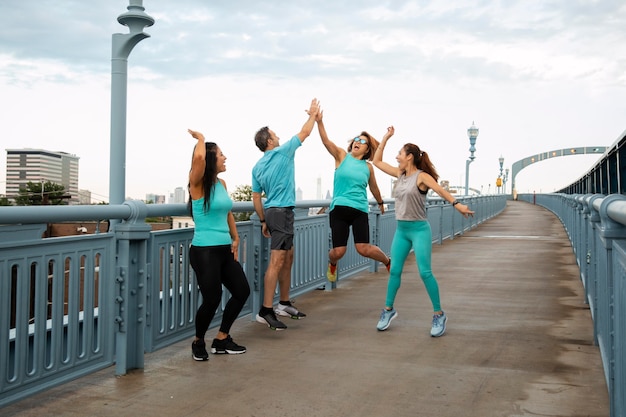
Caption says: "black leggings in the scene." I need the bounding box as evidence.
[189,245,250,338]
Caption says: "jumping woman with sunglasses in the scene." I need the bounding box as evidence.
[372,126,474,337]
[316,111,391,283]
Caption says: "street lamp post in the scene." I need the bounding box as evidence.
[498,155,504,194]
[109,0,154,210]
[504,168,509,195]
[464,122,479,195]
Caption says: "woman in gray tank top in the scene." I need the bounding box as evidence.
[372,126,474,337]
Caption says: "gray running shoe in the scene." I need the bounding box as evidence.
[430,312,447,337]
[376,308,398,331]
[275,303,307,319]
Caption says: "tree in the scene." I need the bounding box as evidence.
[0,196,12,206]
[230,184,254,221]
[14,181,69,206]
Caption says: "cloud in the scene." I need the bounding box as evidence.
[0,0,625,201]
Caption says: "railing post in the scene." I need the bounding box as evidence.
[113,201,151,375]
[251,214,269,319]
[598,194,626,417]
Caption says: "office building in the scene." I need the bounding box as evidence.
[5,149,79,204]
[169,187,186,204]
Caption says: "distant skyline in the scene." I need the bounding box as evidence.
[1,1,625,202]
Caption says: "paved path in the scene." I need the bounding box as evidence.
[2,201,609,417]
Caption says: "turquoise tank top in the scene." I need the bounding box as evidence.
[191,181,232,246]
[330,154,370,213]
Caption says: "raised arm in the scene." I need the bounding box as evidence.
[296,98,320,143]
[316,110,345,165]
[372,126,400,178]
[187,129,206,199]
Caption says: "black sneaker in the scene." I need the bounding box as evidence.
[256,311,287,330]
[211,335,246,354]
[192,339,209,361]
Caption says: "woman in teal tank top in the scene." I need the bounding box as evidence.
[187,129,250,361]
[316,111,391,283]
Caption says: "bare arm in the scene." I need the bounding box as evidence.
[252,191,270,237]
[418,173,475,218]
[316,110,345,166]
[221,179,240,260]
[372,126,400,178]
[367,163,385,214]
[187,129,206,199]
[295,98,320,143]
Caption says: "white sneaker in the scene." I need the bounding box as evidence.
[275,303,306,319]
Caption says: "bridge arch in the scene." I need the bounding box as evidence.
[511,146,607,195]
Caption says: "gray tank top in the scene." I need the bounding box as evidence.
[394,170,427,220]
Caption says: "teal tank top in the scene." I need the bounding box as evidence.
[330,154,370,213]
[191,181,232,246]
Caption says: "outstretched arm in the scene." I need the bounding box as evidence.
[372,126,400,178]
[316,110,345,165]
[419,173,475,218]
[296,98,320,143]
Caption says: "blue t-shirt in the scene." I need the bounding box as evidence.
[191,181,233,246]
[330,154,370,213]
[251,135,301,208]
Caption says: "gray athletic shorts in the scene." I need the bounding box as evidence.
[265,207,295,250]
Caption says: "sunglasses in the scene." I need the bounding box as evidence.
[353,137,368,145]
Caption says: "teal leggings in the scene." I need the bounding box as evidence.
[385,220,441,312]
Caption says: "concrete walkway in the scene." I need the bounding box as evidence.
[2,200,609,417]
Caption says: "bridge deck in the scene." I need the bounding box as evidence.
[2,201,609,417]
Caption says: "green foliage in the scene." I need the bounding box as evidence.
[231,184,254,221]
[14,181,69,206]
[0,196,12,206]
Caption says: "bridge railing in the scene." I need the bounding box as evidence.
[0,195,505,407]
[517,192,625,417]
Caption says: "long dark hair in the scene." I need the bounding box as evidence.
[403,143,439,182]
[187,142,218,217]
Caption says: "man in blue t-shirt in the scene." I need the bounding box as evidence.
[252,98,320,330]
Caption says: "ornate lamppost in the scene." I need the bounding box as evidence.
[503,168,509,195]
[109,0,154,209]
[498,155,504,194]
[464,122,479,195]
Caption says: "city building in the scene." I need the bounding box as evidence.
[145,193,166,204]
[5,149,79,204]
[172,216,194,229]
[78,189,91,205]
[169,187,186,204]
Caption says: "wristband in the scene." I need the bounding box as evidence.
[452,200,459,207]
[260,219,266,223]
[377,201,383,205]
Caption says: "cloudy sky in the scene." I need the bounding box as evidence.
[1,0,625,203]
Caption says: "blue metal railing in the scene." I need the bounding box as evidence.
[518,193,625,417]
[0,195,505,407]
